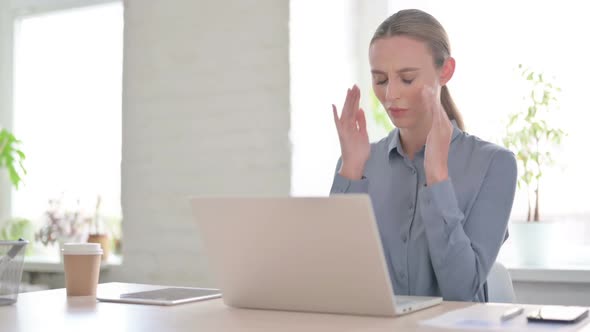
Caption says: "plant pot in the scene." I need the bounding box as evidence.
[87,234,110,262]
[509,222,555,267]
[508,221,587,267]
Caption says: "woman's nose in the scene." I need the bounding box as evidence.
[385,81,401,102]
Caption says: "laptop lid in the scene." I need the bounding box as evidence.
[190,194,398,316]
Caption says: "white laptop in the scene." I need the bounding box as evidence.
[189,194,442,317]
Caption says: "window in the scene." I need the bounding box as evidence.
[289,0,357,197]
[4,1,123,258]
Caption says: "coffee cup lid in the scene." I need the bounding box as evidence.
[61,243,103,255]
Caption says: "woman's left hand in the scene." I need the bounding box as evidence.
[423,85,453,186]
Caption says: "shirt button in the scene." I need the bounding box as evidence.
[409,201,414,210]
[402,235,408,243]
[411,168,416,174]
[400,272,406,279]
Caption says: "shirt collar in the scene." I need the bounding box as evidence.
[387,119,462,156]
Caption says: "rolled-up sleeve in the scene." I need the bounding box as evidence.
[331,173,369,194]
[418,149,517,301]
[329,158,369,194]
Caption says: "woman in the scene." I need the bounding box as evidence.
[330,9,517,302]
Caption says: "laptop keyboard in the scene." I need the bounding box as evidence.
[395,297,412,306]
[395,295,435,306]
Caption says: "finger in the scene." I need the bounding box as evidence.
[422,86,438,125]
[341,88,354,120]
[433,86,446,120]
[352,85,360,116]
[422,85,434,111]
[332,104,341,132]
[434,97,443,123]
[346,86,359,120]
[357,108,368,137]
[431,86,446,124]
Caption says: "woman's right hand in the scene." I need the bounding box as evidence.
[332,85,370,180]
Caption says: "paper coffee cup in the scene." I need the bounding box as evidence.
[62,243,103,297]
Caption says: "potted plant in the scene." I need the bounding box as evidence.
[503,64,565,222]
[0,218,34,256]
[0,128,29,250]
[35,197,89,259]
[502,64,567,266]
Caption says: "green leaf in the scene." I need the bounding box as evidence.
[0,128,26,189]
[8,164,21,189]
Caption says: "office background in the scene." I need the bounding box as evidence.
[0,0,588,306]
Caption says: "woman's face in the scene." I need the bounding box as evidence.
[369,35,451,130]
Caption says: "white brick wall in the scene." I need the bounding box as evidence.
[110,0,290,287]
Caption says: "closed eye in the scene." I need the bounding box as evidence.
[372,73,388,86]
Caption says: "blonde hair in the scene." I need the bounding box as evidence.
[371,9,464,130]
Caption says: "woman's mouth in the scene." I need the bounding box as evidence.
[388,107,409,117]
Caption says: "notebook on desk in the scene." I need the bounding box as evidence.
[189,195,442,316]
[97,287,221,305]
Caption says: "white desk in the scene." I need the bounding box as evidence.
[1,282,589,331]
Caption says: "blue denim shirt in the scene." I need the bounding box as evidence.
[330,123,517,302]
